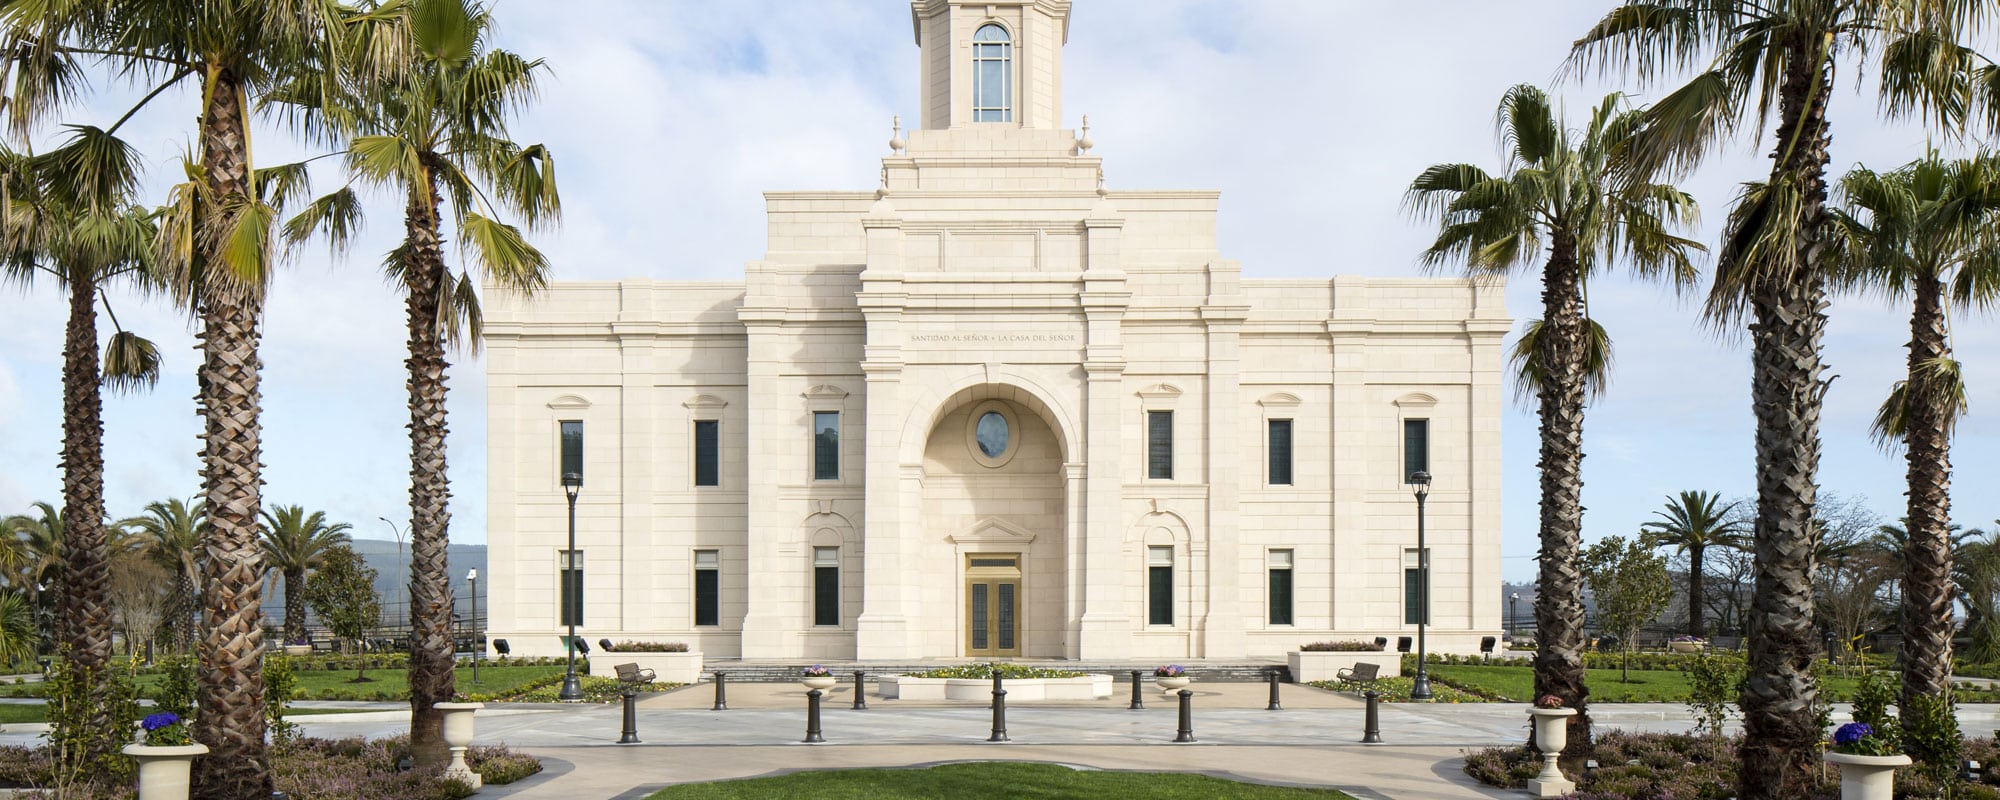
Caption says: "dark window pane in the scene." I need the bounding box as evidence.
[559,420,583,481]
[1147,411,1173,480]
[1148,565,1174,625]
[972,584,989,650]
[694,567,719,626]
[997,583,1016,650]
[813,412,838,481]
[1268,419,1292,485]
[694,420,720,487]
[1403,419,1429,481]
[1269,568,1293,625]
[814,565,839,626]
[1404,567,1427,625]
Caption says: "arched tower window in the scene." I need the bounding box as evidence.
[972,24,1012,122]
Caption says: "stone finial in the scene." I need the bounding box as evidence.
[888,115,906,155]
[1074,114,1093,155]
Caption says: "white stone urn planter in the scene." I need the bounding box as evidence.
[1526,707,1577,798]
[801,675,838,692]
[124,742,207,800]
[435,701,485,791]
[1155,676,1191,693]
[1823,751,1911,800]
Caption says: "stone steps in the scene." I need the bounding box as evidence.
[692,660,1291,684]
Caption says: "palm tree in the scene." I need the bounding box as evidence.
[279,0,557,767]
[1641,491,1744,639]
[257,505,351,646]
[0,591,37,668]
[1571,5,2000,795]
[121,499,206,653]
[1831,151,2000,714]
[0,4,391,792]
[3,501,67,644]
[1406,84,1700,757]
[0,125,161,768]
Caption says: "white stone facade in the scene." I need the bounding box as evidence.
[482,0,1508,661]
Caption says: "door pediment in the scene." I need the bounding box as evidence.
[947,517,1037,546]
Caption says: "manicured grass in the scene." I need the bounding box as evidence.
[0,664,568,702]
[643,763,1356,799]
[1426,664,1872,703]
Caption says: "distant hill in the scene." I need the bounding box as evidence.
[260,537,488,627]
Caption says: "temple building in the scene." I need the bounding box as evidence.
[482,0,1508,661]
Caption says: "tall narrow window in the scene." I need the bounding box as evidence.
[972,24,1011,122]
[1403,548,1429,625]
[1403,418,1430,480]
[813,546,840,626]
[558,550,583,626]
[1268,419,1293,486]
[694,419,720,487]
[693,550,720,626]
[812,411,839,481]
[1268,549,1294,625]
[1147,545,1174,625]
[559,420,583,483]
[1147,411,1174,480]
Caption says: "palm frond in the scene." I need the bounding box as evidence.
[282,187,364,256]
[100,330,160,394]
[1507,316,1616,404]
[458,212,546,293]
[439,269,483,352]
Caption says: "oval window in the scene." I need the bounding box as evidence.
[975,411,1010,458]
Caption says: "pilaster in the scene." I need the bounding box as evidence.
[1199,266,1249,656]
[856,205,918,658]
[1077,205,1130,657]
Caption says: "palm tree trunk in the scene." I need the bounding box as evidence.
[404,173,457,768]
[1900,272,1954,711]
[284,567,307,645]
[1531,231,1592,758]
[1689,545,1705,639]
[58,273,116,763]
[190,66,274,800]
[1738,43,1832,800]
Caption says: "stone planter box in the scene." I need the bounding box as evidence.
[877,674,1113,701]
[1288,650,1402,683]
[585,651,703,683]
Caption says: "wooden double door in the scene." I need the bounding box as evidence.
[964,553,1021,657]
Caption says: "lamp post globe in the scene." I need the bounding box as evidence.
[1509,591,1519,635]
[558,472,585,702]
[1408,470,1433,701]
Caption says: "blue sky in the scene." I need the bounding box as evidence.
[1,1,1994,582]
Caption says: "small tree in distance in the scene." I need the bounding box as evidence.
[304,547,380,683]
[1584,535,1674,682]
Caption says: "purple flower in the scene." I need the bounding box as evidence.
[1833,722,1874,746]
[142,712,180,731]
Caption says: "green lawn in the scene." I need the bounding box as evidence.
[1426,664,1870,703]
[642,763,1356,799]
[0,664,568,702]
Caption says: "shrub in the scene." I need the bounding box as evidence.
[604,641,688,653]
[468,745,543,785]
[1300,640,1384,652]
[1308,677,1484,703]
[266,653,299,744]
[905,663,1085,679]
[1682,653,1742,744]
[1461,744,1539,788]
[1466,730,1756,799]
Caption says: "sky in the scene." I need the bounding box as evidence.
[1,1,1995,584]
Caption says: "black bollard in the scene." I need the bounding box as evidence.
[618,689,641,744]
[1361,690,1382,743]
[804,689,825,743]
[712,671,728,711]
[1266,669,1283,711]
[852,670,868,710]
[1173,688,1195,743]
[988,670,1009,742]
[1128,670,1145,710]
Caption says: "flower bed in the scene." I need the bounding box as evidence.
[1299,640,1385,652]
[1306,677,1481,703]
[0,736,540,799]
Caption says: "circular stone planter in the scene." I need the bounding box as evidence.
[1155,676,1190,693]
[1823,751,1912,800]
[124,742,208,800]
[801,675,838,691]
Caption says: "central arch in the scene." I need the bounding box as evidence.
[912,382,1073,658]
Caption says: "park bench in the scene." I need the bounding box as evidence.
[614,662,657,692]
[1334,662,1380,692]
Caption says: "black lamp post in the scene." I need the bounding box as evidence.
[1408,470,1433,701]
[1509,591,1519,635]
[557,471,584,702]
[468,568,481,685]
